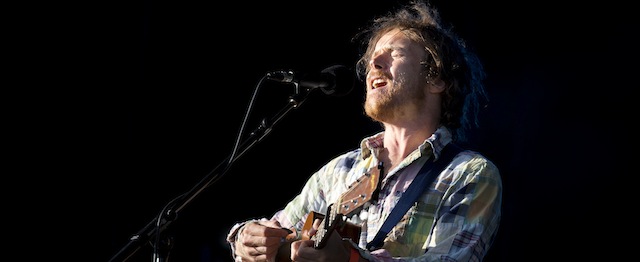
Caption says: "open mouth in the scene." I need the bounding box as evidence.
[372,78,387,89]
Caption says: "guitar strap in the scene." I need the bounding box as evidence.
[366,143,463,251]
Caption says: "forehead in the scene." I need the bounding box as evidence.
[374,29,422,53]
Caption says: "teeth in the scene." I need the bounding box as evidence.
[372,79,385,88]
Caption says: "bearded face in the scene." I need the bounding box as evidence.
[364,29,429,123]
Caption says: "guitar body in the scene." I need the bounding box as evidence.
[275,211,362,262]
[303,211,361,247]
[276,165,382,262]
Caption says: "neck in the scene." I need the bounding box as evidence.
[378,122,438,174]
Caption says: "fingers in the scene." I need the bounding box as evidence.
[290,239,315,261]
[309,218,323,237]
[261,220,297,242]
[258,218,282,228]
[236,220,292,261]
[312,218,323,230]
[241,222,290,248]
[235,240,271,262]
[244,220,291,238]
[290,235,352,261]
[302,218,323,240]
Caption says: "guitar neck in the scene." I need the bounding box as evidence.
[276,166,381,262]
[312,165,382,248]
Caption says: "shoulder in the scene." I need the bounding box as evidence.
[322,148,365,170]
[450,148,501,184]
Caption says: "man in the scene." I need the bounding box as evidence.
[227,1,502,261]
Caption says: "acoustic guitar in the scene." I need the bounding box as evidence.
[277,165,382,261]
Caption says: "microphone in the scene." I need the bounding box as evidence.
[266,65,355,97]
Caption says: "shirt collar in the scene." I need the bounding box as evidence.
[359,126,453,160]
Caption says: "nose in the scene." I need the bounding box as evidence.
[369,53,386,70]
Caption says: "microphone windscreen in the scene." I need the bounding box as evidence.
[320,65,355,97]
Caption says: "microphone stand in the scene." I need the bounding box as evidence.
[108,82,313,262]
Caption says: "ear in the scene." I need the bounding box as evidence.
[428,78,446,94]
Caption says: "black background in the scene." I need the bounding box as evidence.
[15,0,636,261]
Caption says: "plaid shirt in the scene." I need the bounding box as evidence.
[228,126,502,261]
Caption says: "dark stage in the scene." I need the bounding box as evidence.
[18,0,635,261]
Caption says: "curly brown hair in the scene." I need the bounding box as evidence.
[354,0,488,143]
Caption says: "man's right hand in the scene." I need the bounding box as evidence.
[234,219,293,262]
